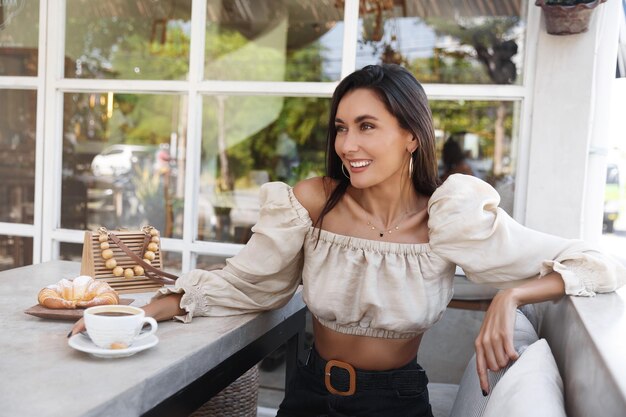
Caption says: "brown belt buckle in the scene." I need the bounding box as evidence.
[324,359,356,396]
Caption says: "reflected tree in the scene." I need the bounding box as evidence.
[426,17,520,177]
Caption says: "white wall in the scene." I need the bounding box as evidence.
[525,0,621,240]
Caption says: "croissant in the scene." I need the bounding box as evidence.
[38,275,119,309]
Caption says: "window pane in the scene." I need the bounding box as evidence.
[61,93,187,238]
[0,0,39,76]
[196,254,229,270]
[205,0,344,81]
[64,0,191,80]
[0,235,32,271]
[162,251,182,276]
[59,242,82,262]
[0,89,36,224]
[199,95,329,243]
[433,100,520,215]
[354,0,526,85]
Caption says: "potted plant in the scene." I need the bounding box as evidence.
[535,0,607,35]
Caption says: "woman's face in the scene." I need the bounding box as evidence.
[334,88,416,190]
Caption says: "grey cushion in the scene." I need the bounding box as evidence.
[448,309,539,417]
[517,303,539,334]
[452,275,499,300]
[429,383,460,417]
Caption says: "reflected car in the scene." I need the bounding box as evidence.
[91,145,156,177]
[604,163,622,233]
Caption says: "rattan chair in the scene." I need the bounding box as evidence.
[190,364,260,417]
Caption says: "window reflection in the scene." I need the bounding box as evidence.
[59,242,82,263]
[61,93,186,238]
[0,0,39,76]
[0,235,32,271]
[433,100,519,215]
[353,0,526,85]
[0,89,36,224]
[64,0,191,80]
[198,95,329,243]
[205,0,344,81]
[162,251,182,276]
[196,254,229,270]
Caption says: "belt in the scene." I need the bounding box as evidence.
[305,347,428,397]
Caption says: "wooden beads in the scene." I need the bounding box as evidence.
[98,227,160,279]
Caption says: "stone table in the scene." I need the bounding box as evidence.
[0,260,306,417]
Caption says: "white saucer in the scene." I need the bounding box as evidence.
[68,333,158,359]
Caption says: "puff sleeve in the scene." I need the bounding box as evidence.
[154,182,312,322]
[428,174,626,296]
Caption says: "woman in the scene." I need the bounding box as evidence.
[71,64,625,417]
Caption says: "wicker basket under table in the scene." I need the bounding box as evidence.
[190,364,260,417]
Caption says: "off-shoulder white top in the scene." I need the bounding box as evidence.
[155,174,626,339]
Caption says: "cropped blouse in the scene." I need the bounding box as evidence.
[155,174,626,339]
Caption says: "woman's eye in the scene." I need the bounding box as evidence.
[335,125,347,133]
[361,123,374,130]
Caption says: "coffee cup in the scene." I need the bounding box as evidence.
[83,305,158,350]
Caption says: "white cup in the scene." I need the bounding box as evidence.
[83,305,158,350]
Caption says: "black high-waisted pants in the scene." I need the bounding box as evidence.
[276,346,434,417]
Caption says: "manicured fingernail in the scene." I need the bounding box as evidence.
[482,390,488,397]
[67,330,73,338]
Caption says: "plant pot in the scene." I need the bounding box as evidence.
[535,0,607,35]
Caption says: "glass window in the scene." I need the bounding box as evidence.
[64,0,191,80]
[59,242,83,262]
[199,95,330,243]
[0,89,36,224]
[433,99,520,215]
[0,0,39,76]
[196,254,229,270]
[61,93,187,238]
[0,235,32,271]
[205,0,344,81]
[353,0,526,85]
[162,251,182,276]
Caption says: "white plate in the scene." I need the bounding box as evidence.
[68,333,158,359]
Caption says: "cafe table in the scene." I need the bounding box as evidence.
[0,260,307,417]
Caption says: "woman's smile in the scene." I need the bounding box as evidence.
[348,159,372,171]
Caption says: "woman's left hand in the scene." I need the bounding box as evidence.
[474,289,520,395]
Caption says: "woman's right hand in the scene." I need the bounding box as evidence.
[68,293,184,338]
[141,293,185,321]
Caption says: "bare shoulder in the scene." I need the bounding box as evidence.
[293,177,336,223]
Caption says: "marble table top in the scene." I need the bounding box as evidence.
[0,260,305,417]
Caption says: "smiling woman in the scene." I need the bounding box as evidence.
[124,64,625,417]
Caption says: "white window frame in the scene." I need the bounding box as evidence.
[0,0,538,272]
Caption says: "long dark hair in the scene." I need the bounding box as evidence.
[314,64,439,231]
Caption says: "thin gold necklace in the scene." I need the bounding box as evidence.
[366,211,412,238]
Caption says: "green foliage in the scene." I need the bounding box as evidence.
[430,100,514,158]
[111,23,190,80]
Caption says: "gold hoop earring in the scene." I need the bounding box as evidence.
[409,153,414,176]
[341,164,351,179]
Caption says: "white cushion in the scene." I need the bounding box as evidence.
[482,339,565,417]
[448,310,538,417]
